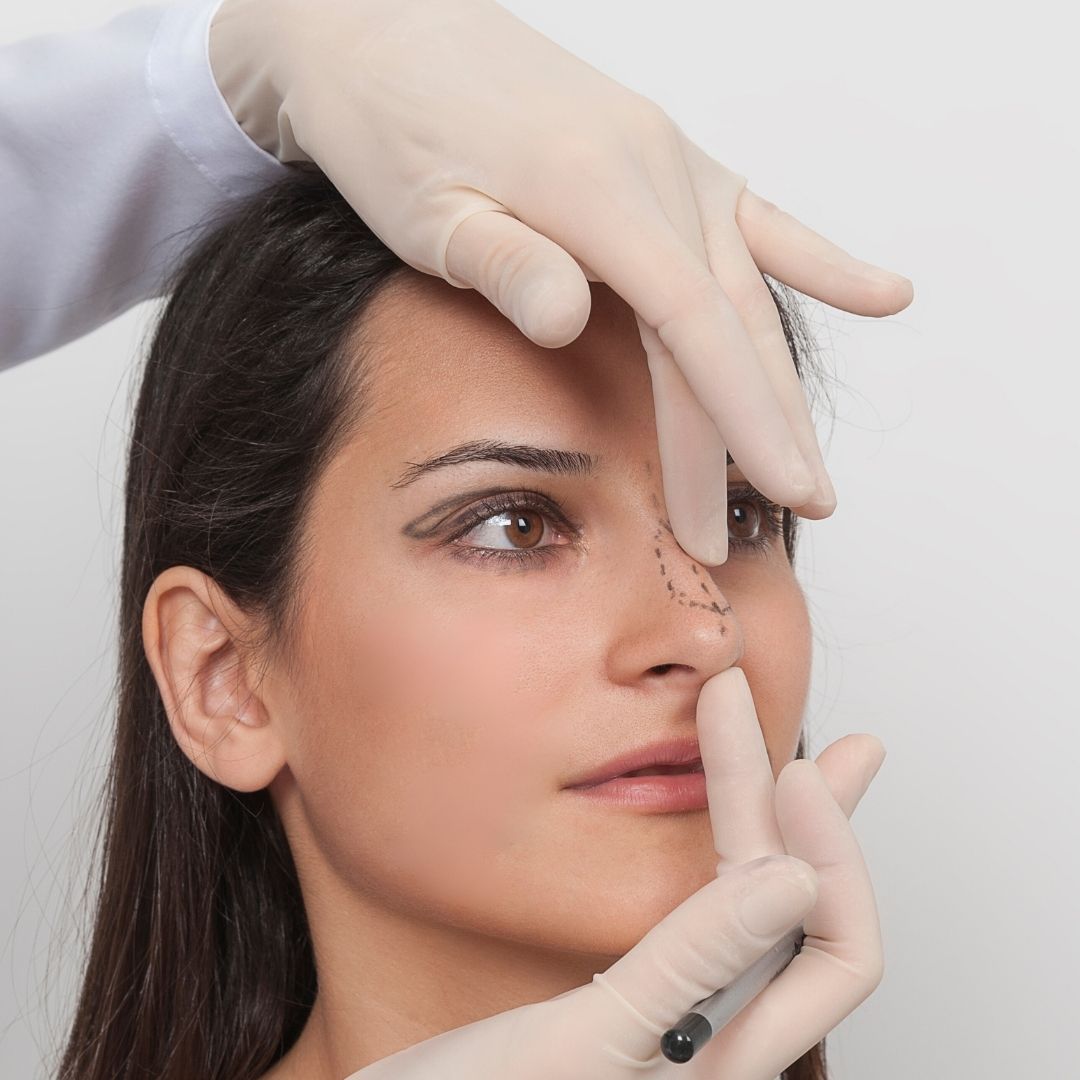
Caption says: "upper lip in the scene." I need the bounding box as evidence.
[564,735,702,789]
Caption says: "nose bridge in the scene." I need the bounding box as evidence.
[653,518,727,614]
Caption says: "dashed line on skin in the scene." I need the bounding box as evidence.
[653,516,731,625]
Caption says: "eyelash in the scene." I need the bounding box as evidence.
[442,484,785,568]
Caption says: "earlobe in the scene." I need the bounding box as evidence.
[141,566,286,793]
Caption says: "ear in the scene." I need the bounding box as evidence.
[142,565,286,792]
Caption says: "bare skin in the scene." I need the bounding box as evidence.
[142,274,813,1080]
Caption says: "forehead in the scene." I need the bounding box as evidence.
[352,271,656,443]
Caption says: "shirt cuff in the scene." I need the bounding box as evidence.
[146,0,288,200]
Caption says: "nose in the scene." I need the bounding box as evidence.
[605,512,744,687]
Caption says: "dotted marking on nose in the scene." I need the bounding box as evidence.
[653,516,730,626]
[680,600,729,629]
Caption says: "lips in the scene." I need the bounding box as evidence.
[565,735,703,789]
[621,761,704,777]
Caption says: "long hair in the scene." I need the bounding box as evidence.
[57,166,829,1080]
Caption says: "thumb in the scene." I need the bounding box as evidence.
[573,854,817,1069]
[444,209,593,347]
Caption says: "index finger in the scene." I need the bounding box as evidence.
[635,313,731,566]
[696,666,786,869]
[531,182,821,535]
[736,188,914,317]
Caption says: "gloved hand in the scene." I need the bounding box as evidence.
[341,665,885,1079]
[209,0,914,568]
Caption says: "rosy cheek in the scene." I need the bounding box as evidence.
[744,595,811,766]
[336,599,544,778]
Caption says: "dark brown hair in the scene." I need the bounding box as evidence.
[57,166,829,1080]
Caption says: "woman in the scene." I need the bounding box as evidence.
[58,167,882,1079]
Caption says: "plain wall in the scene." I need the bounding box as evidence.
[2,0,1077,1076]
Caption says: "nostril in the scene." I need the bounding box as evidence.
[651,663,674,675]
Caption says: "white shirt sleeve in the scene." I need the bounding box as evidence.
[0,0,289,370]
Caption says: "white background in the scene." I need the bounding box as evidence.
[2,1,1078,1076]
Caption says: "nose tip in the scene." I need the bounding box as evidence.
[611,510,744,686]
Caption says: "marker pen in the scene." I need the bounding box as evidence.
[660,925,805,1063]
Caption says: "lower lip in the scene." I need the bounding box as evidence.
[565,772,708,812]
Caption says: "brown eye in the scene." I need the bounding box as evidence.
[444,492,580,568]
[725,485,786,554]
[458,507,560,553]
[500,509,545,550]
[729,497,765,543]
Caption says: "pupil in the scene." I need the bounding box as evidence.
[509,511,541,548]
[730,501,757,540]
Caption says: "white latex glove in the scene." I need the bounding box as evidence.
[339,665,884,1079]
[209,0,914,568]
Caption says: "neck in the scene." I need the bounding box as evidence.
[263,864,615,1080]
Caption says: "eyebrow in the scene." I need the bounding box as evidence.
[390,439,601,489]
[392,440,737,490]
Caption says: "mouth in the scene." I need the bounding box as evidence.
[564,761,709,812]
[564,736,704,790]
[617,759,704,779]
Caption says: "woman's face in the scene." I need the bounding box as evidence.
[260,271,811,966]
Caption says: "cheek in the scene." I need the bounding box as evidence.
[286,592,564,923]
[736,580,812,774]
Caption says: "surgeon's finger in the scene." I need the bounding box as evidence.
[578,853,818,1073]
[700,225,836,518]
[736,188,914,317]
[776,760,885,1048]
[623,139,732,566]
[694,757,884,1078]
[558,190,819,533]
[697,667,786,869]
[709,247,834,517]
[635,315,730,567]
[676,134,834,517]
[813,733,887,820]
[444,206,593,348]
